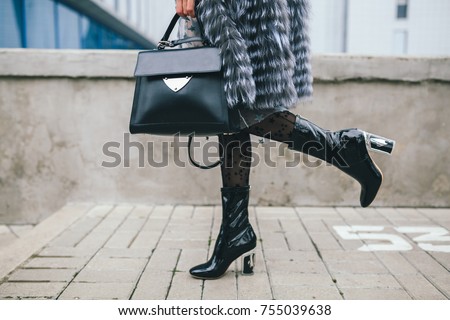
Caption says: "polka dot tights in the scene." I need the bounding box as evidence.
[219,111,297,187]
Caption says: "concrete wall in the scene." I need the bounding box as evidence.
[0,49,449,224]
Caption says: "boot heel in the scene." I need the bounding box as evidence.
[363,132,395,155]
[241,251,256,275]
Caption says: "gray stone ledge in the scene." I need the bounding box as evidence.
[1,49,449,82]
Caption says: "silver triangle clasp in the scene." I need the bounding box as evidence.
[163,76,192,92]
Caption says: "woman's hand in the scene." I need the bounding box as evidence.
[176,0,196,18]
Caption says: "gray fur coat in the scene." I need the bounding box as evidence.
[196,0,313,110]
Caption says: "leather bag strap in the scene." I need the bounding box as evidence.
[159,13,209,49]
[188,136,222,170]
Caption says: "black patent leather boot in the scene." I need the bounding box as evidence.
[189,186,257,280]
[290,116,395,207]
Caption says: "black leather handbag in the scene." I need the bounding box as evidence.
[129,14,240,137]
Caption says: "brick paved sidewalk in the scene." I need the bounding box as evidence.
[0,204,449,300]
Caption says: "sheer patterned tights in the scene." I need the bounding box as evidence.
[219,111,297,187]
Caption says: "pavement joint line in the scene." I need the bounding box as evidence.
[126,206,155,249]
[72,206,115,248]
[399,251,450,299]
[372,251,415,300]
[277,218,292,251]
[323,218,346,251]
[294,207,344,300]
[199,205,218,300]
[253,206,275,300]
[0,203,95,282]
[1,205,449,300]
[164,249,182,300]
[422,274,450,299]
[129,205,176,300]
[54,205,135,299]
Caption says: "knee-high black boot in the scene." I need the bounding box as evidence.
[290,116,395,207]
[189,186,257,280]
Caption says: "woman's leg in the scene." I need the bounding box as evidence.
[245,111,297,143]
[246,110,394,207]
[189,131,257,279]
[218,131,252,187]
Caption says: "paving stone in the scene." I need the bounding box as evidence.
[95,247,152,259]
[162,228,210,241]
[192,206,215,221]
[113,214,147,233]
[7,268,77,282]
[270,273,335,287]
[428,252,450,270]
[59,282,135,299]
[48,205,113,247]
[256,219,282,233]
[131,270,173,300]
[145,248,180,272]
[259,232,290,251]
[255,207,297,220]
[395,274,447,299]
[129,231,161,249]
[83,257,147,271]
[158,239,207,250]
[272,284,342,300]
[355,208,390,223]
[375,207,406,223]
[166,272,203,300]
[265,250,327,274]
[140,218,169,233]
[428,275,450,298]
[278,219,315,251]
[321,250,378,262]
[333,274,402,289]
[171,206,194,220]
[308,232,343,251]
[295,207,340,220]
[0,282,66,299]
[104,231,141,248]
[85,205,115,218]
[402,251,449,276]
[267,260,329,274]
[325,258,389,275]
[74,269,142,283]
[237,272,272,300]
[374,252,418,275]
[264,250,321,262]
[341,288,411,300]
[335,207,364,221]
[38,246,97,258]
[417,208,450,222]
[202,271,238,299]
[127,205,153,219]
[277,217,305,233]
[147,205,174,219]
[49,229,99,248]
[2,205,448,301]
[395,208,430,222]
[76,218,125,250]
[301,219,330,233]
[22,257,89,269]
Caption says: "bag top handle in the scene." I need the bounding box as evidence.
[158,13,210,49]
[161,14,182,42]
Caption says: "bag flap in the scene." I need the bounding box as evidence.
[134,47,221,77]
